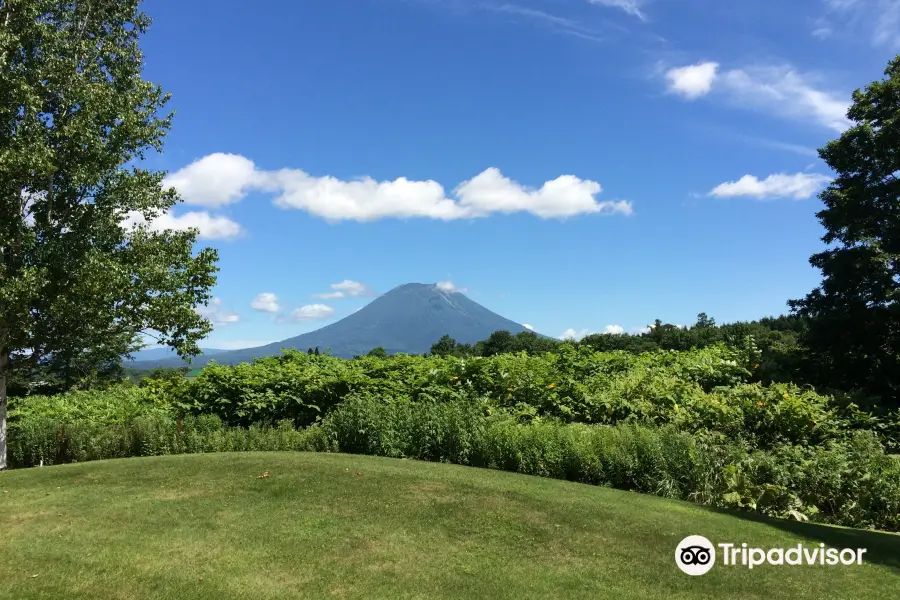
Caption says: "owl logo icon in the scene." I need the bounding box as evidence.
[676,536,716,575]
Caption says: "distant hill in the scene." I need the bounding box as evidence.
[125,347,227,363]
[129,283,536,368]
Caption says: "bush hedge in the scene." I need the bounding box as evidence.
[134,347,899,452]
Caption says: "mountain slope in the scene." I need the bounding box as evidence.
[125,347,227,363]
[130,283,535,368]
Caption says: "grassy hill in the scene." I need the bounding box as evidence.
[1,453,897,600]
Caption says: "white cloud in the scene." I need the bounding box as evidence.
[196,297,240,327]
[523,323,534,331]
[123,209,243,240]
[164,155,633,222]
[665,62,719,99]
[331,280,374,297]
[454,168,632,219]
[632,326,652,334]
[719,67,851,132]
[709,173,832,199]
[250,293,280,313]
[163,153,263,208]
[664,62,851,132]
[820,0,900,48]
[435,281,469,294]
[560,328,592,341]
[291,304,335,321]
[604,324,625,334]
[588,0,645,19]
[314,280,373,299]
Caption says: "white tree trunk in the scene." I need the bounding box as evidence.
[0,353,7,471]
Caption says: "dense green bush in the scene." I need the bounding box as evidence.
[133,346,897,451]
[8,413,332,468]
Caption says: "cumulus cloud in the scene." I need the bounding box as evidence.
[314,280,373,299]
[122,209,243,240]
[588,0,645,19]
[163,153,263,208]
[435,281,468,294]
[291,304,335,321]
[333,280,374,297]
[250,293,280,313]
[196,297,240,327]
[561,325,625,339]
[164,155,633,222]
[665,62,719,99]
[664,62,851,132]
[709,173,832,199]
[632,326,652,334]
[523,324,535,331]
[560,328,592,341]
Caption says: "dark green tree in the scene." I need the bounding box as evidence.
[430,334,458,357]
[0,0,219,469]
[480,330,515,356]
[367,346,388,359]
[789,56,900,404]
[694,313,716,328]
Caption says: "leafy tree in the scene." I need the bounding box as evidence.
[789,56,900,405]
[695,312,716,329]
[430,334,458,357]
[314,347,320,356]
[480,330,516,356]
[0,0,219,469]
[367,346,388,359]
[307,348,314,355]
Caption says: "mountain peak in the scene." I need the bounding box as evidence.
[131,281,531,368]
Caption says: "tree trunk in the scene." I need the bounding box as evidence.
[0,351,7,471]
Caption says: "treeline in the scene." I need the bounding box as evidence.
[416,313,895,411]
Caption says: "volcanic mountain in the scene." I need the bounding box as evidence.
[129,283,536,368]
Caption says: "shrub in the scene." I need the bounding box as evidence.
[322,394,900,532]
[142,346,898,451]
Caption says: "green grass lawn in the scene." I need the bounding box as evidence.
[1,453,898,600]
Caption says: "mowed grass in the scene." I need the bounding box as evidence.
[1,453,898,600]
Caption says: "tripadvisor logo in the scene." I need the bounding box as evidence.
[675,536,867,576]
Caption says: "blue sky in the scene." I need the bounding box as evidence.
[133,0,896,348]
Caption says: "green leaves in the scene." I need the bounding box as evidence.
[790,54,900,402]
[1,1,218,379]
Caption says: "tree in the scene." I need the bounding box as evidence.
[480,330,515,356]
[789,56,900,404]
[430,334,458,357]
[0,0,219,469]
[694,313,715,329]
[367,346,388,359]
[314,347,320,356]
